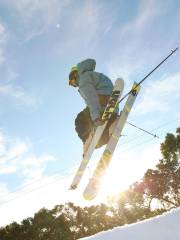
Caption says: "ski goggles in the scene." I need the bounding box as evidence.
[69,70,78,87]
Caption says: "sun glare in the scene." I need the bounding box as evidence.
[74,144,160,204]
[96,143,161,201]
[101,163,129,196]
[96,150,144,201]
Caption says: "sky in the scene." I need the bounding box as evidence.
[80,208,180,240]
[0,0,180,226]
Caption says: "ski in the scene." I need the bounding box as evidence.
[83,82,141,200]
[69,78,124,190]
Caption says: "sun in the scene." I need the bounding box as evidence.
[96,151,138,200]
[100,164,129,197]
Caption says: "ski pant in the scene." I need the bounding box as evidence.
[75,95,117,148]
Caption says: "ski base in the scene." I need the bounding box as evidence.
[83,82,141,200]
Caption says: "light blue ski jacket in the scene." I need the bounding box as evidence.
[77,59,113,121]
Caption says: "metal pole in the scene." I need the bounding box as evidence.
[118,47,179,104]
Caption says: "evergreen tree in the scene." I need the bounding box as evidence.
[133,128,180,209]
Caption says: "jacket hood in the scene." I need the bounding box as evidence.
[77,59,96,74]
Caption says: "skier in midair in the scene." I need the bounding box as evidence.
[69,59,120,154]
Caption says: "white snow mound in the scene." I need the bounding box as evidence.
[80,207,180,240]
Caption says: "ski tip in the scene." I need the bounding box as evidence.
[83,191,96,201]
[83,180,100,201]
[69,184,77,190]
[116,77,124,82]
[116,78,124,89]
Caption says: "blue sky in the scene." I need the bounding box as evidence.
[0,0,180,226]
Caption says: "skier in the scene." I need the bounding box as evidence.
[69,59,119,154]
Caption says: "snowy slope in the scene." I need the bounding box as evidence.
[80,208,180,240]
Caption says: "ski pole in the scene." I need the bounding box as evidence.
[118,47,179,104]
[127,121,159,138]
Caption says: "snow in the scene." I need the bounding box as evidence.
[80,208,180,240]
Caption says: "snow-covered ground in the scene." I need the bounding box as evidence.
[80,208,180,240]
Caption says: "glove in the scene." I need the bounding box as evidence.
[93,117,105,127]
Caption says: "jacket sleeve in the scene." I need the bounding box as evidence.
[79,72,102,121]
